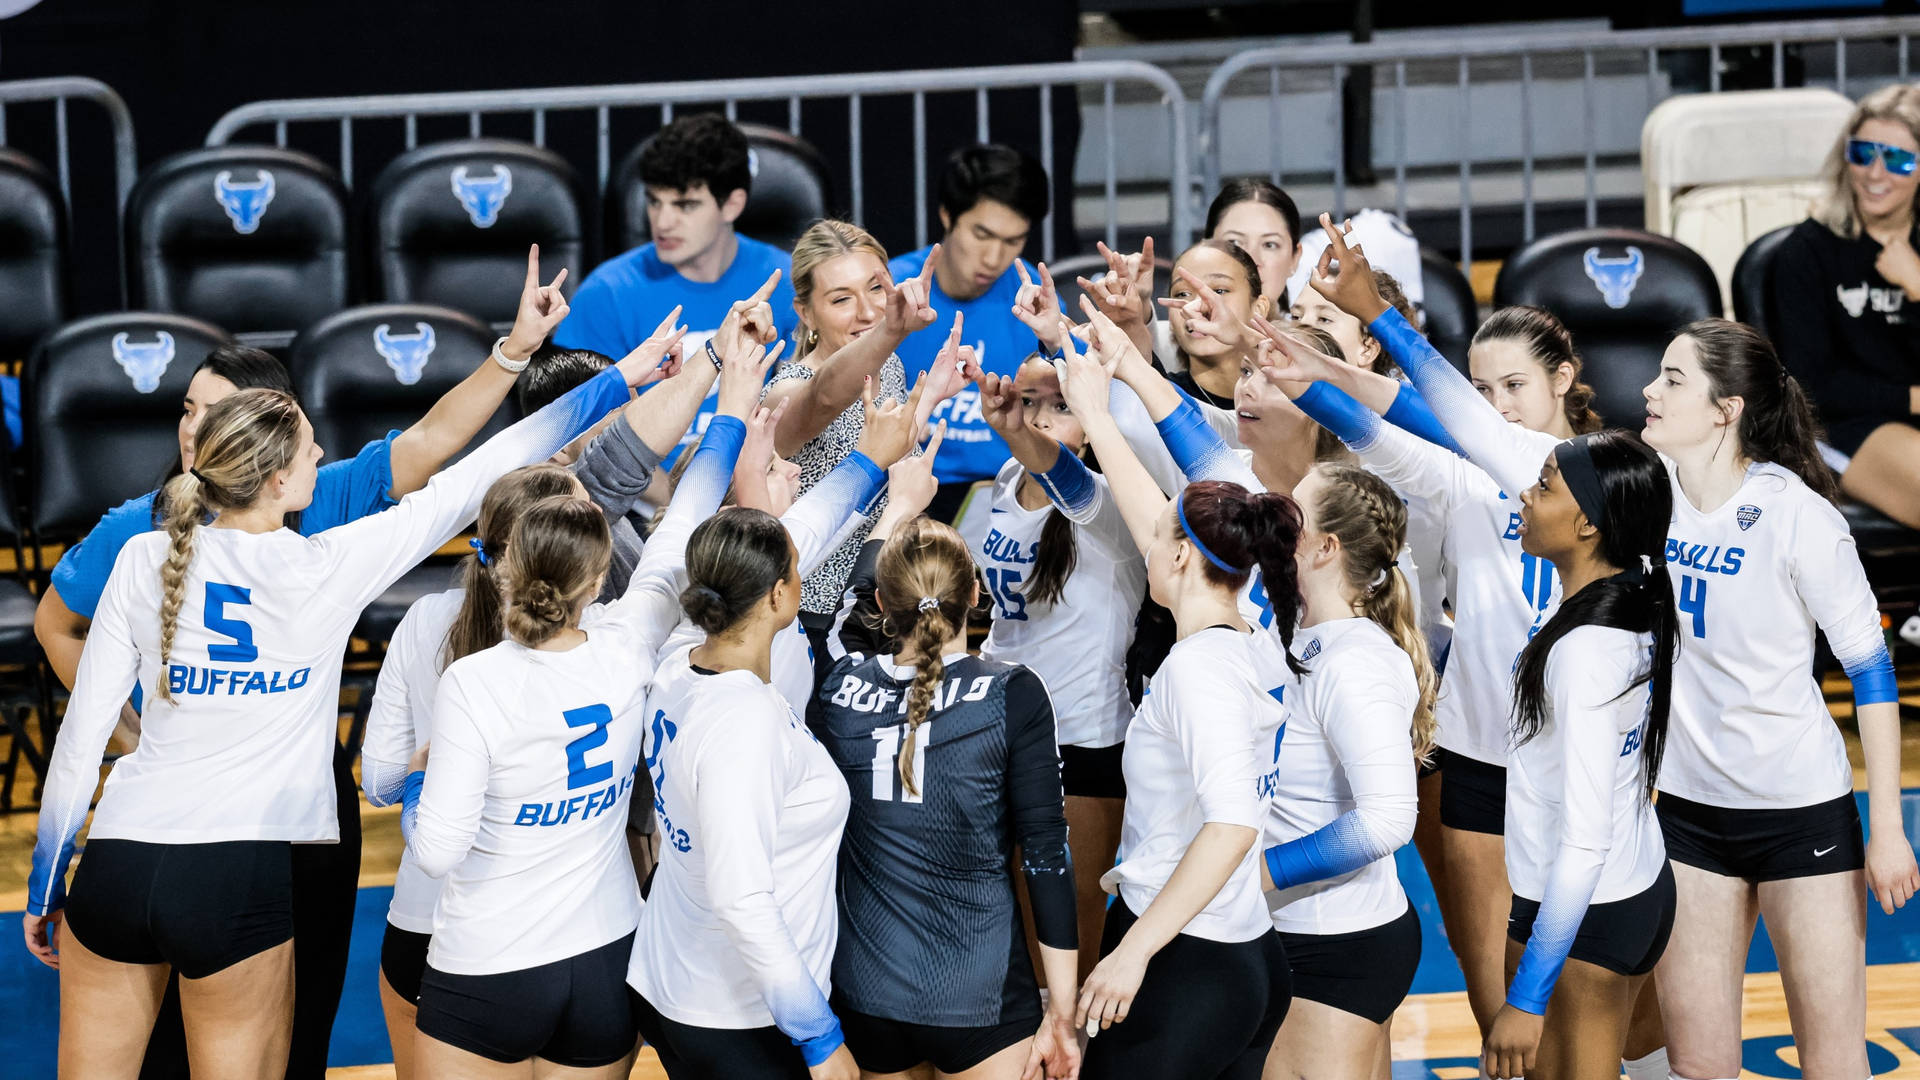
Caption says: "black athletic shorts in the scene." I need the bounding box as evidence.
[836,999,1033,1075]
[1276,903,1421,1024]
[65,839,293,980]
[1436,747,1505,835]
[1508,861,1676,978]
[414,931,636,1066]
[631,988,810,1079]
[1081,899,1291,1080]
[380,923,432,1005]
[1060,743,1126,800]
[1657,790,1865,882]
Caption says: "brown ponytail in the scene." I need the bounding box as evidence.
[501,496,611,647]
[1308,464,1439,760]
[1681,319,1842,504]
[443,465,578,669]
[155,389,302,703]
[874,517,975,797]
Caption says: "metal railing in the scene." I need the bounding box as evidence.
[1200,15,1920,266]
[207,61,1193,262]
[0,76,139,226]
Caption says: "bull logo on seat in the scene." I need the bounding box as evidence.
[450,164,512,228]
[1582,246,1645,310]
[111,331,176,393]
[373,322,437,385]
[213,170,276,234]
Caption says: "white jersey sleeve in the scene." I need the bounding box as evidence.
[781,452,887,579]
[362,588,464,807]
[308,367,634,617]
[30,542,143,915]
[405,671,494,880]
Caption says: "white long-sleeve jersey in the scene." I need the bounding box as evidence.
[399,414,748,974]
[1504,625,1666,1014]
[1262,617,1419,935]
[628,645,850,1055]
[979,454,1147,749]
[1102,626,1285,944]
[658,450,885,712]
[363,586,464,932]
[1655,461,1895,809]
[30,367,634,916]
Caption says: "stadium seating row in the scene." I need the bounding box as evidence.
[0,125,836,354]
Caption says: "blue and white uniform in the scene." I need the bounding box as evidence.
[629,645,852,1070]
[30,367,634,919]
[978,447,1146,752]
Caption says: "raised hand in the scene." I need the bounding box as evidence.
[918,313,974,419]
[504,244,570,359]
[713,269,785,362]
[717,340,785,420]
[1160,265,1250,349]
[614,304,687,388]
[881,244,941,339]
[1011,261,1070,354]
[1307,212,1391,322]
[974,368,1026,440]
[1053,322,1120,424]
[1249,314,1340,389]
[1074,296,1149,382]
[883,422,946,525]
[1077,238,1154,330]
[856,375,921,469]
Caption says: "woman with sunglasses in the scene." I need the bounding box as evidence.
[1770,83,1920,529]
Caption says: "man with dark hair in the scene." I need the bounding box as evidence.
[555,113,796,462]
[889,144,1057,518]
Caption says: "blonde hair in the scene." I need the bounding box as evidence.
[156,389,302,702]
[501,496,611,647]
[1309,463,1438,761]
[1815,83,1920,238]
[443,465,579,669]
[789,218,889,358]
[874,516,974,797]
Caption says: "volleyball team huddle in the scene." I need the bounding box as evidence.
[18,204,1920,1080]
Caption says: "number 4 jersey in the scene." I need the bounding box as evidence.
[1656,460,1893,810]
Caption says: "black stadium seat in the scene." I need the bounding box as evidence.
[1730,223,1797,341]
[26,312,234,539]
[125,147,350,337]
[608,123,834,254]
[369,139,585,325]
[1493,228,1720,427]
[1418,246,1479,373]
[287,302,514,463]
[0,148,68,362]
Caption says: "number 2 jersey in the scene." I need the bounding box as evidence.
[1656,460,1893,809]
[30,367,634,916]
[810,650,1075,1027]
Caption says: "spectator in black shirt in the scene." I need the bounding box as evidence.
[1771,84,1920,527]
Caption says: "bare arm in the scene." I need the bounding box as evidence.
[389,246,570,496]
[1054,311,1172,556]
[33,585,86,693]
[773,248,939,456]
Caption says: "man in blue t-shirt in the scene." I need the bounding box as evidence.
[556,113,798,463]
[888,144,1055,520]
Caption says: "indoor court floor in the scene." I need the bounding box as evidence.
[1,690,1917,1078]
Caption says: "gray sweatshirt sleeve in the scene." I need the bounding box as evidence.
[574,416,664,604]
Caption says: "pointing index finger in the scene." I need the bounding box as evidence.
[524,243,541,292]
[919,244,941,290]
[1015,260,1033,289]
[750,268,783,304]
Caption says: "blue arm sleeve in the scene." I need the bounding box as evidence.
[1263,810,1397,890]
[1506,859,1604,1014]
[1841,643,1898,707]
[399,769,426,844]
[1031,443,1097,516]
[1293,381,1385,451]
[1381,384,1466,456]
[1153,392,1246,483]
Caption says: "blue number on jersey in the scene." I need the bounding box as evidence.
[1518,553,1554,614]
[1249,574,1276,629]
[985,567,1027,621]
[562,704,615,790]
[204,582,258,662]
[1679,573,1708,639]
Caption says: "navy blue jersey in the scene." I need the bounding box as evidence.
[810,650,1072,1027]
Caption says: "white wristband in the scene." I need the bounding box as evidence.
[492,336,531,374]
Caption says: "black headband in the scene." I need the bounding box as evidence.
[1553,435,1608,531]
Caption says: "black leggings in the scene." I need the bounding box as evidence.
[1081,899,1291,1080]
[631,989,810,1080]
[139,743,362,1080]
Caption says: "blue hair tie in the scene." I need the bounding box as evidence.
[468,536,490,566]
[1176,489,1249,575]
